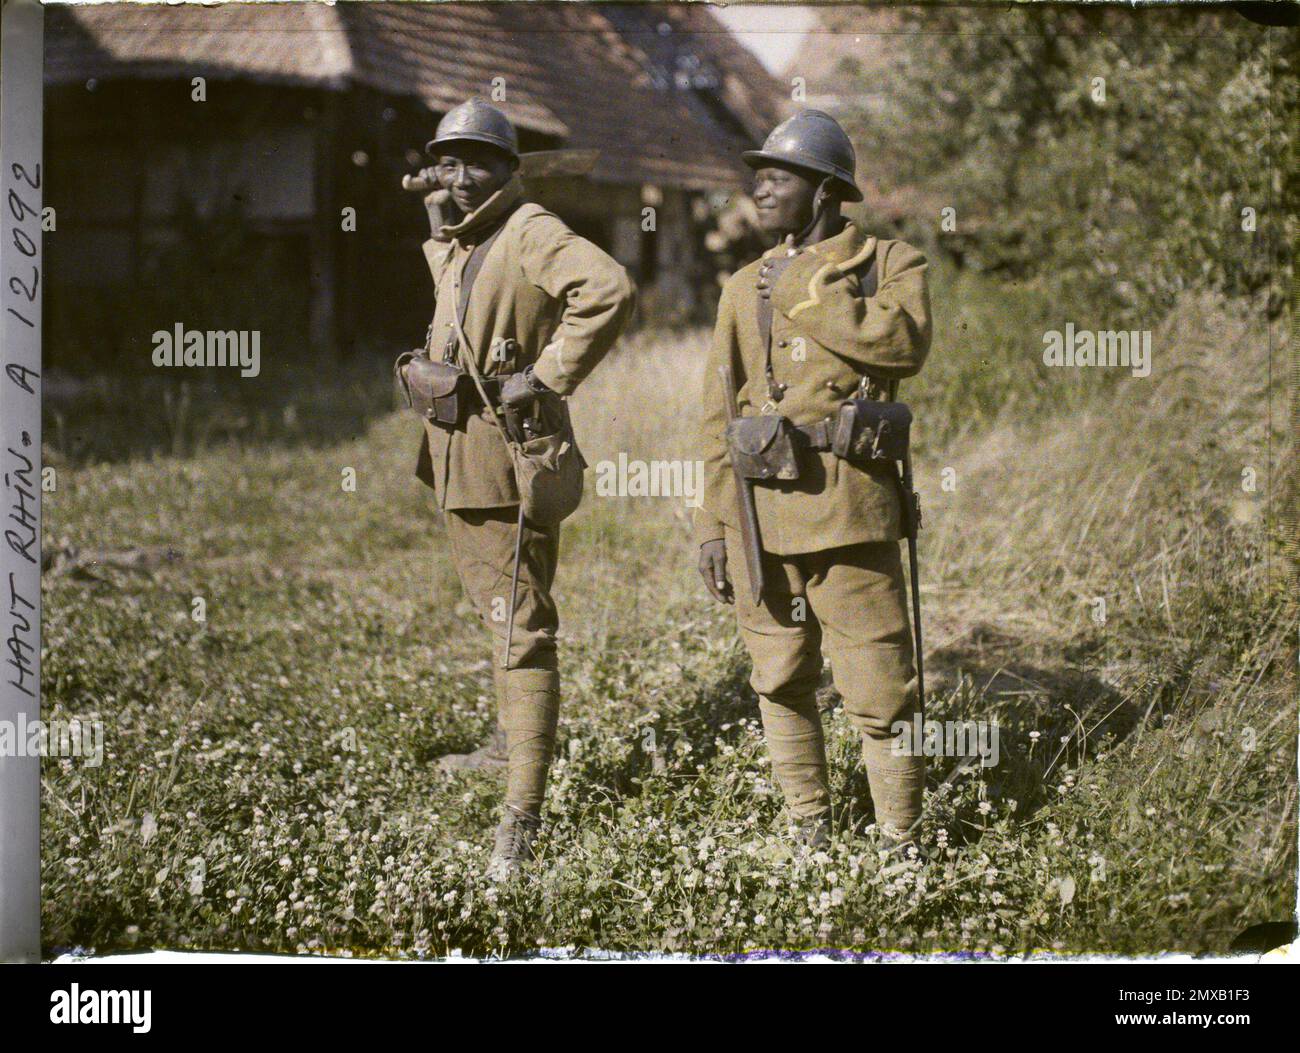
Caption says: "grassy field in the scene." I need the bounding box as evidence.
[40,273,1296,958]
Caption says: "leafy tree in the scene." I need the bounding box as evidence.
[833,5,1296,323]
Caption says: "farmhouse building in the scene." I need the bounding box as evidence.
[43,2,783,367]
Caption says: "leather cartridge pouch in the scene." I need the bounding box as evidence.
[725,414,800,482]
[396,210,514,431]
[394,351,466,429]
[831,398,912,463]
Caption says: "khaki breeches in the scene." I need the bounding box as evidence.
[725,525,925,831]
[445,507,562,815]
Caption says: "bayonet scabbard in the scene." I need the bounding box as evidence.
[719,365,766,605]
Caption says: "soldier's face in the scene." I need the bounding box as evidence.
[752,164,819,236]
[433,142,516,214]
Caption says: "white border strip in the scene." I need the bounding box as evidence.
[0,0,43,964]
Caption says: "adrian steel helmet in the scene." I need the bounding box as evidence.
[742,109,862,203]
[425,97,519,160]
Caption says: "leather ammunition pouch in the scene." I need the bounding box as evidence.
[399,210,518,433]
[726,414,800,482]
[395,352,517,429]
[831,398,912,463]
[394,352,468,428]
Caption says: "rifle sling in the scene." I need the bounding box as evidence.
[886,375,924,712]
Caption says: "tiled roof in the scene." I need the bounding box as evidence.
[338,4,569,138]
[44,2,357,93]
[45,1,784,189]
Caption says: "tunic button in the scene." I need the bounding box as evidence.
[778,340,788,348]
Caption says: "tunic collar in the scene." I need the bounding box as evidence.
[433,175,525,245]
[763,220,875,270]
[758,221,877,300]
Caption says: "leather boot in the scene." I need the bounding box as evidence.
[794,815,831,850]
[487,805,540,880]
[862,732,925,836]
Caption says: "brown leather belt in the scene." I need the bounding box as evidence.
[792,416,837,452]
[463,372,517,411]
[791,412,904,467]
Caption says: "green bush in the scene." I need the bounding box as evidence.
[843,6,1296,325]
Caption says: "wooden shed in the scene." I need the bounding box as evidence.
[43,2,783,369]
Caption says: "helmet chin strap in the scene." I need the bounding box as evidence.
[791,176,834,246]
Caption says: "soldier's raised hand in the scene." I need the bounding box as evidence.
[698,539,733,605]
[418,169,454,234]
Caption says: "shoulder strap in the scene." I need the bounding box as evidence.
[456,211,515,328]
[450,232,519,454]
[428,204,519,360]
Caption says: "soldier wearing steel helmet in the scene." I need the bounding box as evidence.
[694,109,932,850]
[408,98,635,877]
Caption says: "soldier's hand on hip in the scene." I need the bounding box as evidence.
[698,539,733,605]
[500,368,548,408]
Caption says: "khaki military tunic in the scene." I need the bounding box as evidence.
[692,221,931,829]
[417,175,636,510]
[694,223,931,554]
